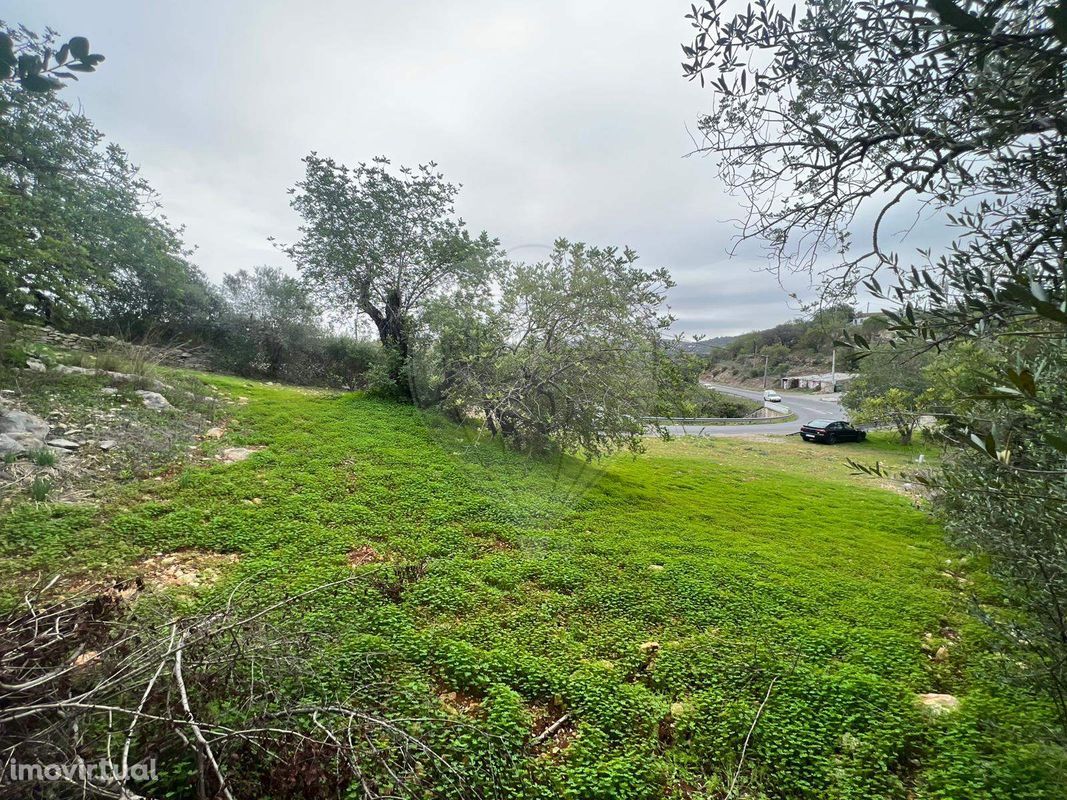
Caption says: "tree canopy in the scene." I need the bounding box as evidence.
[434,240,674,458]
[282,155,496,394]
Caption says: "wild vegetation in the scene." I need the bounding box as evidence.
[3,372,1065,798]
[702,306,887,386]
[2,1,1067,797]
[685,0,1067,733]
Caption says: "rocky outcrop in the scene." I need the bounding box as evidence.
[0,320,210,370]
[0,409,50,456]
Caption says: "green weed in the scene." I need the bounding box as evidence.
[28,477,52,502]
[29,448,57,468]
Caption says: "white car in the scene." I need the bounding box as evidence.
[763,390,783,402]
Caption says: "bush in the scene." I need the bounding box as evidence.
[653,385,759,419]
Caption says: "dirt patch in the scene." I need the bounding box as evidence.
[134,550,239,589]
[437,688,482,716]
[346,545,381,567]
[529,700,576,756]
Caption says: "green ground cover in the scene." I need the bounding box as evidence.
[1,374,1064,798]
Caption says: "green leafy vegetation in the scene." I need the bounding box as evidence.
[27,447,55,467]
[652,382,760,419]
[2,377,1062,797]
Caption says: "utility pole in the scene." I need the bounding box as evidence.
[762,354,769,390]
[830,349,836,392]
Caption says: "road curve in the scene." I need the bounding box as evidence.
[658,382,847,438]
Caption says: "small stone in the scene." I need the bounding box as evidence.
[98,439,117,451]
[204,427,225,439]
[917,693,959,714]
[72,650,100,669]
[220,446,261,463]
[101,387,118,396]
[933,645,950,662]
[639,641,660,653]
[25,358,46,372]
[134,390,172,411]
[46,438,81,450]
[648,564,664,572]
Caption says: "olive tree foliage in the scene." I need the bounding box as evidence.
[683,0,1067,302]
[219,267,320,377]
[682,0,1067,723]
[281,155,496,396]
[215,266,379,387]
[840,349,935,444]
[433,240,674,459]
[0,22,104,103]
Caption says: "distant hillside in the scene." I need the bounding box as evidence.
[703,307,888,388]
[669,335,737,355]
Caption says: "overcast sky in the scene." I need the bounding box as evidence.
[8,0,826,337]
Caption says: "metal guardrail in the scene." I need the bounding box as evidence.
[642,402,796,426]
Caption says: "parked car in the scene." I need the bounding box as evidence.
[800,419,866,444]
[763,390,782,402]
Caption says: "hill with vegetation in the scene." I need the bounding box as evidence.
[702,307,889,388]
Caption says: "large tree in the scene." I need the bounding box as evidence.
[282,155,495,395]
[1,22,212,336]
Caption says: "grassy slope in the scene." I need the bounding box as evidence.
[2,375,1064,799]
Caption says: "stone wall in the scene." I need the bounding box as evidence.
[0,321,211,371]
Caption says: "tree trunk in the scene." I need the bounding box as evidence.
[360,288,411,399]
[898,425,913,446]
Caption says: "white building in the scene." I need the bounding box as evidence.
[780,372,855,392]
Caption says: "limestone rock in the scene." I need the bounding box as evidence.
[204,427,225,439]
[134,390,172,411]
[917,693,959,715]
[46,438,81,450]
[0,409,49,456]
[25,358,46,372]
[98,439,117,451]
[100,387,118,396]
[55,364,95,376]
[220,446,262,463]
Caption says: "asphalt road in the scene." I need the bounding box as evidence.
[659,382,847,438]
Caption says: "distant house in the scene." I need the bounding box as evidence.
[780,372,855,392]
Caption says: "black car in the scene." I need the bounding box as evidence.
[800,419,866,444]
